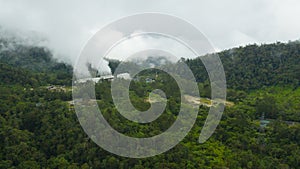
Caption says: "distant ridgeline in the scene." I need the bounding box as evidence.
[0,38,72,86]
[107,41,300,91]
[1,35,300,90]
[185,41,300,90]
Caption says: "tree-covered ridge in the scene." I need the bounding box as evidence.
[0,39,300,168]
[0,61,72,87]
[0,39,71,73]
[186,41,300,90]
[0,38,72,86]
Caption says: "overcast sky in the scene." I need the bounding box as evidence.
[0,0,300,64]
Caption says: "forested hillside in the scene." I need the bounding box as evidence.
[0,39,300,168]
[0,38,72,86]
[186,41,300,90]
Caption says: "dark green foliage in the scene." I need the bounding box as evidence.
[186,41,300,90]
[0,39,72,86]
[1,39,300,168]
[0,63,39,86]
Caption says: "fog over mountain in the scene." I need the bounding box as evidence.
[1,0,300,73]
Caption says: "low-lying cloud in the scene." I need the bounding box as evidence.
[0,0,300,72]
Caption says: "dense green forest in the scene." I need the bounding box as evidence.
[0,38,300,168]
[186,41,300,90]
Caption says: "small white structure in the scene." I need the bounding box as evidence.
[76,75,114,83]
[76,73,132,84]
[116,73,131,80]
[100,75,114,81]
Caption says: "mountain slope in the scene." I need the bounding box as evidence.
[186,41,300,90]
[0,38,72,86]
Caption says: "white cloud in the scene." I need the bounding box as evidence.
[0,0,299,65]
[105,34,197,61]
